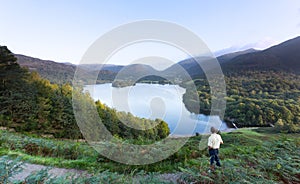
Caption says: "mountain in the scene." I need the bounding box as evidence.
[217,49,257,64]
[78,64,123,72]
[111,64,160,86]
[16,54,122,84]
[15,54,158,85]
[164,57,206,79]
[15,36,300,85]
[214,38,277,57]
[165,36,300,77]
[164,49,257,78]
[16,54,77,84]
[222,36,300,73]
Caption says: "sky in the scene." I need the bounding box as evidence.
[1,0,300,65]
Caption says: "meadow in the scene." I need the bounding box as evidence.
[0,128,299,183]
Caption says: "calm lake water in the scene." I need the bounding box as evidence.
[84,83,228,136]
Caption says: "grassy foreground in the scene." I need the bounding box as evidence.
[0,128,300,183]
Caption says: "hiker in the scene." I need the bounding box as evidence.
[208,126,223,171]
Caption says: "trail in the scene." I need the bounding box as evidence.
[9,162,182,183]
[10,162,89,181]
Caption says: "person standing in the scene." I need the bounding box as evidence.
[208,127,223,171]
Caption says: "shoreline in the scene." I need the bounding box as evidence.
[169,127,237,138]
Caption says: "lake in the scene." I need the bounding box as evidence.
[84,83,228,136]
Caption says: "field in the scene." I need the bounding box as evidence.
[0,128,300,183]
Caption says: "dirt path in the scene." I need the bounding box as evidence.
[9,162,182,183]
[159,173,182,183]
[10,162,89,182]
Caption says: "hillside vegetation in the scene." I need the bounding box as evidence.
[0,128,299,183]
[1,46,169,140]
[14,37,300,132]
[0,36,300,183]
[183,71,300,131]
[16,54,118,84]
[182,37,300,131]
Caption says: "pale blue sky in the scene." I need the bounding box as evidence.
[1,0,300,64]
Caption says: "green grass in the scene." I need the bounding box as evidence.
[1,128,300,183]
[179,128,300,183]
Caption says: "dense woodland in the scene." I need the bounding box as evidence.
[181,37,300,132]
[183,71,300,132]
[0,46,170,140]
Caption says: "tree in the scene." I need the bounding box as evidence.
[156,119,170,139]
[0,45,170,140]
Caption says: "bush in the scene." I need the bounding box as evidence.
[275,119,300,133]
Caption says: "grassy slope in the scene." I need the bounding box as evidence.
[0,128,300,183]
[180,129,300,183]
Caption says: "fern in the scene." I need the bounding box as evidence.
[0,156,23,184]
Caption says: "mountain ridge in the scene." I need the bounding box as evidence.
[222,36,300,73]
[14,36,300,84]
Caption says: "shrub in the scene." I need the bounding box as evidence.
[275,119,300,133]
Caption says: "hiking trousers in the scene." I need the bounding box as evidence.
[209,148,221,167]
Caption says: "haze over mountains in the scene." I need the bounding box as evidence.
[16,36,300,84]
[213,37,277,57]
[222,36,300,73]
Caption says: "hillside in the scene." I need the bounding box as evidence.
[222,36,300,73]
[79,64,123,72]
[163,49,257,79]
[10,37,300,130]
[16,54,122,84]
[16,54,77,84]
[217,48,257,64]
[180,37,300,130]
[164,37,300,78]
[17,36,300,85]
[1,128,299,183]
[1,46,170,139]
[15,54,160,85]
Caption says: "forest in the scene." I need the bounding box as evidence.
[0,46,170,140]
[183,70,300,132]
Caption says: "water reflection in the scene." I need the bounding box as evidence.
[84,83,228,136]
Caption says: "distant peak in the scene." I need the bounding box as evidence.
[214,37,278,57]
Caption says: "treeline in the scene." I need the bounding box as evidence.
[0,46,170,139]
[95,101,170,140]
[183,70,300,132]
